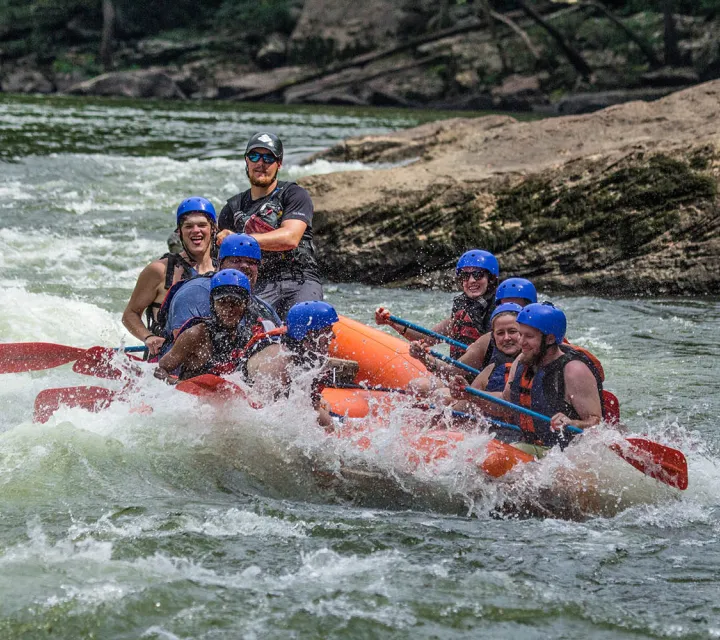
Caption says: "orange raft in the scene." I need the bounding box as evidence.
[323,316,537,480]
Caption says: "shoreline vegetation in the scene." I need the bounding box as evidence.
[1,1,720,114]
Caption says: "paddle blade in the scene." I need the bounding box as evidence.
[0,343,86,374]
[72,346,142,379]
[610,437,688,490]
[602,390,621,424]
[34,386,117,423]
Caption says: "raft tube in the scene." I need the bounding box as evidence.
[330,315,428,389]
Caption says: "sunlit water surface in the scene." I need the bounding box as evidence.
[1,94,719,639]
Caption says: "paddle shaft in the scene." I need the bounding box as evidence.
[388,315,468,351]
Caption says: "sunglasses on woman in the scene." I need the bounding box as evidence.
[458,269,489,282]
[246,151,278,164]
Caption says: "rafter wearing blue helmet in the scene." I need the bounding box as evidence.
[501,302,604,449]
[122,196,218,360]
[155,269,284,383]
[495,278,537,306]
[376,248,500,366]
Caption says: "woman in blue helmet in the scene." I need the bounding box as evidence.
[155,269,278,382]
[450,302,603,450]
[123,197,217,357]
[377,249,500,359]
[409,275,538,388]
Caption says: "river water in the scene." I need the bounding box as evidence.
[1,94,719,639]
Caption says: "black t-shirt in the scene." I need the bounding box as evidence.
[218,183,314,234]
[219,182,318,283]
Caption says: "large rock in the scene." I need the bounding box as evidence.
[289,0,430,60]
[65,70,186,99]
[299,81,720,296]
[555,88,678,115]
[1,69,54,93]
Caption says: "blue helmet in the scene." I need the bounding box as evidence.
[218,233,261,262]
[286,301,339,341]
[456,250,500,277]
[516,302,566,344]
[176,197,217,225]
[495,278,537,304]
[210,269,251,302]
[490,302,523,325]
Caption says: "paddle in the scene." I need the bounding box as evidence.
[386,314,468,351]
[0,342,147,375]
[34,385,118,423]
[0,343,88,374]
[72,346,146,379]
[461,385,688,490]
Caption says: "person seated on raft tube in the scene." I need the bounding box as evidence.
[449,302,603,450]
[122,197,217,358]
[376,249,499,358]
[154,269,282,383]
[247,301,340,428]
[407,277,537,395]
[215,132,323,320]
[156,233,281,358]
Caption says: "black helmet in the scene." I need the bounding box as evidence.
[245,132,283,162]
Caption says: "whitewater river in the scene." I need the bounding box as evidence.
[1,94,719,639]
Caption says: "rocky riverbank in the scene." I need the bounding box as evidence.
[2,2,720,115]
[300,80,720,296]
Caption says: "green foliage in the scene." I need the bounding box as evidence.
[215,0,295,39]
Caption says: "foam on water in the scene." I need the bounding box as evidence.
[0,286,130,345]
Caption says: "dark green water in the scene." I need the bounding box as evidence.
[0,94,719,639]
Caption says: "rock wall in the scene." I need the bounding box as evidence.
[300,81,720,296]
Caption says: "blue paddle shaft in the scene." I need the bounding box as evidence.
[388,315,468,351]
[429,349,480,376]
[427,349,582,435]
[463,385,582,434]
[121,346,147,353]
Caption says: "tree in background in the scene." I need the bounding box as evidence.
[100,0,115,70]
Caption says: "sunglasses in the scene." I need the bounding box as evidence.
[246,151,278,164]
[458,269,489,282]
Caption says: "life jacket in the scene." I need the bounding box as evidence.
[174,312,273,380]
[561,339,604,382]
[509,349,604,448]
[224,181,318,283]
[484,348,516,392]
[448,294,493,359]
[144,253,201,337]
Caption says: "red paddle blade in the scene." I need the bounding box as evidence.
[176,374,262,408]
[72,347,142,379]
[602,390,621,424]
[34,386,117,423]
[0,343,86,374]
[610,437,689,490]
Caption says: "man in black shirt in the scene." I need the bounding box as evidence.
[216,132,323,319]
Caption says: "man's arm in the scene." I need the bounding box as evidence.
[551,360,602,431]
[250,218,307,251]
[249,184,313,251]
[122,261,166,353]
[155,324,205,379]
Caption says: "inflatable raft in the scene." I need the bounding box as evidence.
[322,316,537,479]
